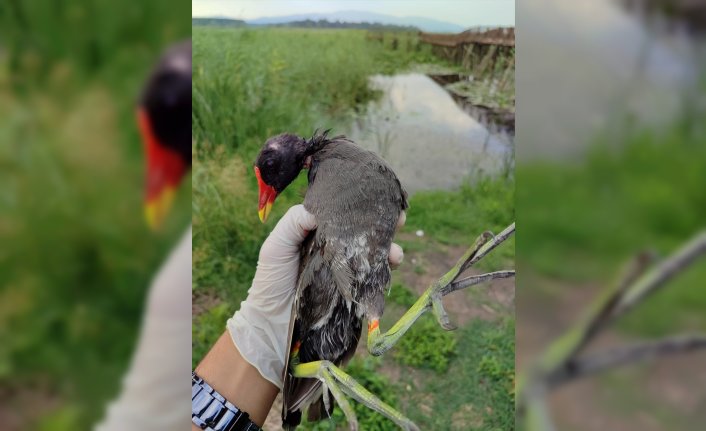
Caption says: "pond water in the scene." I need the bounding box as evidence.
[347,74,513,194]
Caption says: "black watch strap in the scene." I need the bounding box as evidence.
[192,371,262,431]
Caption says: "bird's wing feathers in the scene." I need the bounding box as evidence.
[282,140,407,427]
[282,232,322,426]
[304,142,407,316]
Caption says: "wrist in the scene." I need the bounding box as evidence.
[194,332,278,426]
[192,371,262,430]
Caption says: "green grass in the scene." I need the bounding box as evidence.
[403,176,515,270]
[0,2,190,428]
[405,318,516,431]
[394,314,458,373]
[387,282,417,308]
[517,122,706,336]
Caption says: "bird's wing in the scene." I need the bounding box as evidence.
[305,143,408,222]
[305,144,407,313]
[281,231,323,426]
[283,141,408,426]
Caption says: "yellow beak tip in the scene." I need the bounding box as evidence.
[145,187,176,231]
[145,203,163,231]
[258,202,273,223]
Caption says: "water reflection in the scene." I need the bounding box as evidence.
[348,74,513,194]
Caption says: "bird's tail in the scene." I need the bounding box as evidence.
[282,410,302,430]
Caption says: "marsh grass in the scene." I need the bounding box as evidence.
[192,27,441,160]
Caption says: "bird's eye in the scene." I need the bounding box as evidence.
[266,159,275,168]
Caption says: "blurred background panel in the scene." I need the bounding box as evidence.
[516,0,706,430]
[0,1,189,430]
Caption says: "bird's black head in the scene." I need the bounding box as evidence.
[254,133,310,222]
[138,40,192,230]
[140,40,192,165]
[255,133,310,193]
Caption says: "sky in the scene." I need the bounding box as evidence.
[191,0,515,28]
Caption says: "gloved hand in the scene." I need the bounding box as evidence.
[227,204,404,389]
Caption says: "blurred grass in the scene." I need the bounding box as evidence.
[192,26,515,430]
[517,121,706,336]
[0,1,189,429]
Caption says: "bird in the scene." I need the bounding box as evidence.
[254,130,411,430]
[137,40,192,229]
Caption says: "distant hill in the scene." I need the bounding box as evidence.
[271,19,418,32]
[247,10,465,33]
[192,17,246,27]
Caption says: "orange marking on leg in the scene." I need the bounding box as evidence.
[291,340,301,355]
[368,319,379,334]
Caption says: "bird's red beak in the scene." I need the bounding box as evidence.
[254,166,277,223]
[137,108,187,230]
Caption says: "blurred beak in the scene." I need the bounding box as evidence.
[138,108,187,230]
[254,166,277,223]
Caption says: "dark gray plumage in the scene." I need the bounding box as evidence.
[254,131,408,429]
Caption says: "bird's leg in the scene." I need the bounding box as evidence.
[292,361,419,431]
[367,279,456,356]
[366,292,431,356]
[368,223,515,356]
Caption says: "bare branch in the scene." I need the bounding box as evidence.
[547,334,706,389]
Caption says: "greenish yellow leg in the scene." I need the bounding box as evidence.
[367,234,495,356]
[367,290,431,356]
[293,360,358,430]
[367,265,461,356]
[292,361,419,431]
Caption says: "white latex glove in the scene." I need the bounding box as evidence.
[95,227,192,431]
[227,205,404,389]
